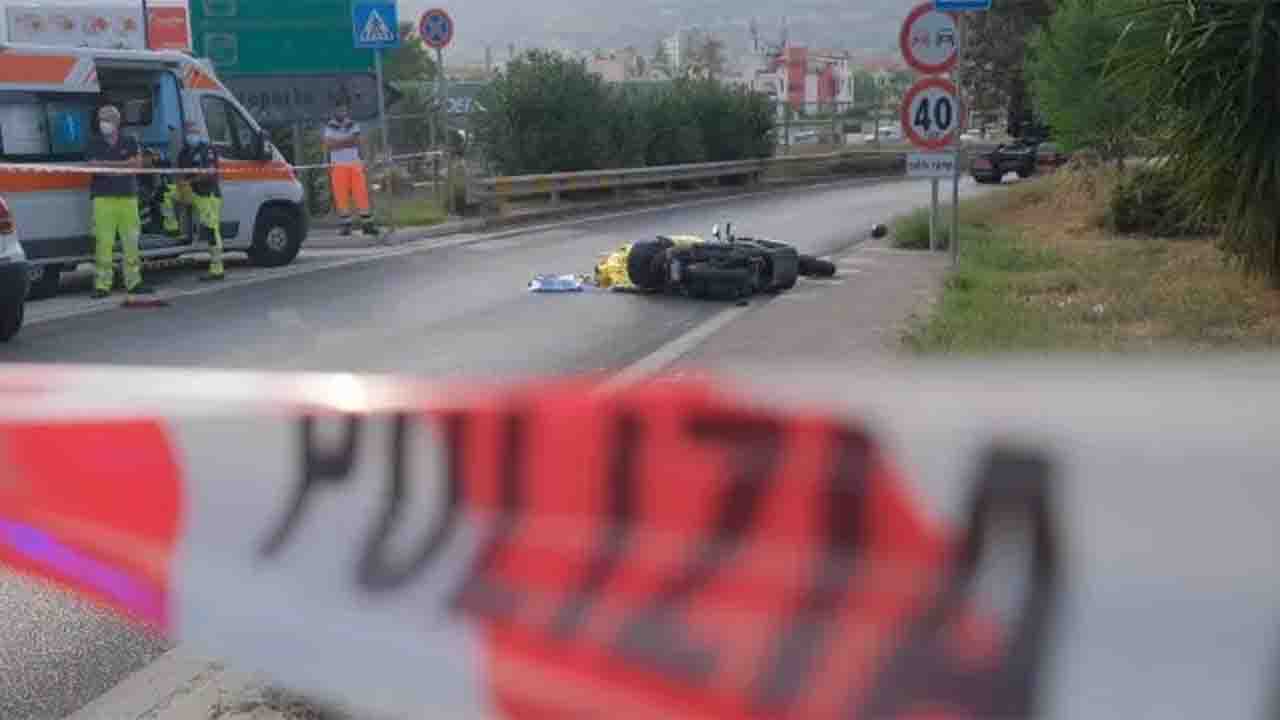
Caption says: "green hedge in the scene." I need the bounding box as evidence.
[475,50,776,176]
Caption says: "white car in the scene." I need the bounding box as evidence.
[0,196,27,342]
[862,127,902,143]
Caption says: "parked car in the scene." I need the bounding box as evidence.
[0,196,28,342]
[971,139,1071,184]
[862,126,902,143]
[791,129,821,145]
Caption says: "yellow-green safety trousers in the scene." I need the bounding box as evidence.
[192,194,225,276]
[93,196,143,293]
[161,182,180,234]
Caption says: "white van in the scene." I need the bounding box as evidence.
[0,43,307,298]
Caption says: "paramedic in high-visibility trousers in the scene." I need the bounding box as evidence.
[323,100,377,236]
[88,105,153,299]
[178,126,225,281]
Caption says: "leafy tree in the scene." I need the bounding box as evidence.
[474,50,613,174]
[683,78,775,161]
[476,50,775,175]
[960,0,1055,133]
[384,22,437,82]
[643,84,707,165]
[1027,0,1135,165]
[852,70,882,110]
[1112,0,1280,284]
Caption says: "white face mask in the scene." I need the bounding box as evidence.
[99,121,116,137]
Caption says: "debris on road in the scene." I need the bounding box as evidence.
[528,274,586,292]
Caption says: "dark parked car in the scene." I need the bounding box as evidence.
[971,140,1071,184]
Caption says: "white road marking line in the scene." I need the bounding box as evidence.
[596,303,753,393]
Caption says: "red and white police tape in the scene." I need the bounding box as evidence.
[0,150,446,179]
[3,361,1280,719]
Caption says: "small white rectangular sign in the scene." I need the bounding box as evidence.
[907,152,958,178]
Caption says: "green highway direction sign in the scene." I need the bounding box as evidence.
[191,0,374,76]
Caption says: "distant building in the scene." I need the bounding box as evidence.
[752,46,853,115]
[588,54,628,83]
[662,32,685,74]
[588,48,645,83]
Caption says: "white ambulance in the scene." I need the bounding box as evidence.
[0,43,308,298]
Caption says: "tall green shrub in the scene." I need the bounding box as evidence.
[1112,0,1280,284]
[476,51,775,175]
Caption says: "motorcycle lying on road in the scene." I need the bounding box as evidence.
[623,222,837,301]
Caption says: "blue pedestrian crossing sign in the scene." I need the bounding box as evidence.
[353,2,400,50]
[934,0,992,9]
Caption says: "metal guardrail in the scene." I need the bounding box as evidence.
[469,150,908,205]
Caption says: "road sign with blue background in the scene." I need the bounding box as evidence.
[353,2,399,49]
[934,0,992,10]
[419,8,454,50]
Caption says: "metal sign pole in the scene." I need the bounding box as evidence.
[140,0,151,49]
[930,178,939,251]
[436,47,447,148]
[951,18,964,265]
[374,48,390,162]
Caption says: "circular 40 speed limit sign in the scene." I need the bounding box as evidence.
[901,77,962,151]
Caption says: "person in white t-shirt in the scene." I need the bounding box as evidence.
[323,100,376,235]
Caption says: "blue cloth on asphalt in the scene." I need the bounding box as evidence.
[528,274,584,293]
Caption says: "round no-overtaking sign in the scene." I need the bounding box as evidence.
[900,77,962,151]
[899,2,960,75]
[419,8,454,49]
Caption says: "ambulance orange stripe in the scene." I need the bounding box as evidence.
[186,69,222,91]
[219,160,294,183]
[0,170,90,193]
[0,54,78,85]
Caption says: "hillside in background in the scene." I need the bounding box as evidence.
[401,0,914,65]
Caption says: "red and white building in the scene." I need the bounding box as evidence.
[752,46,852,114]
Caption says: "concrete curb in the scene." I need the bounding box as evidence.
[63,649,261,720]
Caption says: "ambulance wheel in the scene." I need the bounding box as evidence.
[0,302,21,342]
[249,206,303,267]
[26,264,61,300]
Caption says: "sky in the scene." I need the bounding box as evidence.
[397,0,911,64]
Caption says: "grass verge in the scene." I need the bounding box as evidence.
[902,167,1280,353]
[380,196,447,228]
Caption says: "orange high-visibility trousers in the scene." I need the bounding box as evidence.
[329,162,371,219]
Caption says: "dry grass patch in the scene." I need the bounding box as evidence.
[905,166,1280,353]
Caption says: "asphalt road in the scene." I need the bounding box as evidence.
[0,176,983,719]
